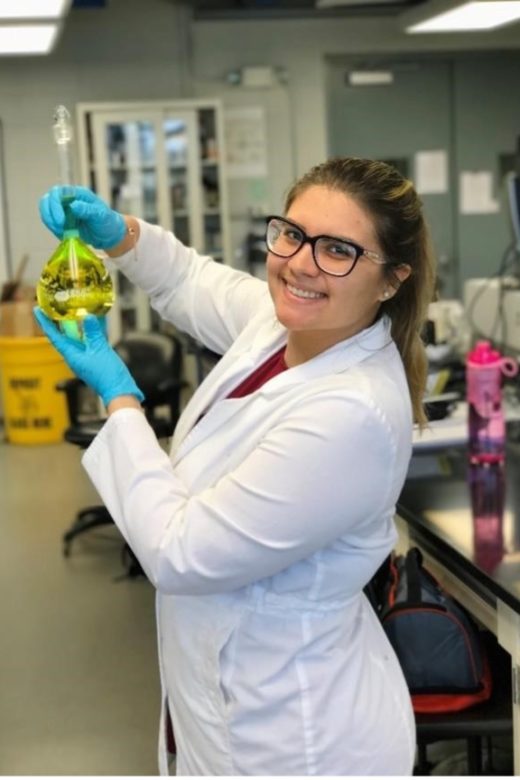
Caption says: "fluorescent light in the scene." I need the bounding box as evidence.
[317,0,400,8]
[0,24,59,54]
[0,0,70,20]
[348,70,394,85]
[407,1,520,32]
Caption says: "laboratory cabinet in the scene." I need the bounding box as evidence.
[76,100,231,340]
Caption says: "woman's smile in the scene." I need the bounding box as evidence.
[283,279,327,302]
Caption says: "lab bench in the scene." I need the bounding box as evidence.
[396,439,520,773]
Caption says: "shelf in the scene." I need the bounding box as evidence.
[109,165,156,173]
[79,100,231,338]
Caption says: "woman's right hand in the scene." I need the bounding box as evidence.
[39,185,127,249]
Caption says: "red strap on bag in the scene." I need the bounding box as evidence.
[411,631,493,713]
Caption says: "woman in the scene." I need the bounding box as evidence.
[36,157,436,776]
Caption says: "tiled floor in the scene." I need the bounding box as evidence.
[0,437,160,775]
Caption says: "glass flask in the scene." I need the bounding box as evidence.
[36,106,114,340]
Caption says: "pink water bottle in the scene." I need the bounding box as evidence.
[469,462,505,574]
[466,341,518,464]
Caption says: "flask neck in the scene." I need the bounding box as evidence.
[61,195,79,239]
[63,227,80,239]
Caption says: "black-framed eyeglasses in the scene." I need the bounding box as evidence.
[265,215,387,278]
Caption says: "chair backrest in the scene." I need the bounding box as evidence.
[179,332,221,386]
[114,330,186,434]
[115,331,181,393]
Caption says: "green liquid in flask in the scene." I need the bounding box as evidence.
[37,196,115,339]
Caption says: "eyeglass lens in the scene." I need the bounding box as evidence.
[267,218,359,276]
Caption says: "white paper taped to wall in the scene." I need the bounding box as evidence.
[460,171,500,214]
[224,106,268,178]
[415,150,448,195]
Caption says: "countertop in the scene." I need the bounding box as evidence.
[397,429,520,616]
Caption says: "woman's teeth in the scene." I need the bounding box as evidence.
[286,282,325,300]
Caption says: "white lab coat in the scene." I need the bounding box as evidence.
[83,221,416,776]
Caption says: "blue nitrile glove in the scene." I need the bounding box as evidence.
[39,185,127,249]
[33,307,145,407]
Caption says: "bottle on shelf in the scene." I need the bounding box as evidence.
[37,105,115,341]
[465,340,517,465]
[206,137,218,161]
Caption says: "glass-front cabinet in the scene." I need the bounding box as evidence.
[76,100,231,340]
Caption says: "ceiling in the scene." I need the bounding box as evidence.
[180,0,430,21]
[69,0,444,23]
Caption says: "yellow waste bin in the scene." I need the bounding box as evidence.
[0,336,73,445]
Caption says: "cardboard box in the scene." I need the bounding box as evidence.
[0,300,42,337]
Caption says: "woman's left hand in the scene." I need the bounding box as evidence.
[33,307,145,407]
[39,185,127,249]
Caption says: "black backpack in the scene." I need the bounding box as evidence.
[366,547,492,713]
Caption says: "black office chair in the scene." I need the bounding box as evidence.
[414,631,514,775]
[57,330,189,565]
[180,332,222,385]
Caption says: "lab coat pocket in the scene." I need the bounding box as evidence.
[214,614,240,709]
[203,609,244,771]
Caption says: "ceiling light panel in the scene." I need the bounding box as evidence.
[348,70,394,85]
[0,23,59,54]
[317,0,403,7]
[407,1,520,32]
[0,0,70,19]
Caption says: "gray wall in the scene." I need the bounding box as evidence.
[192,18,520,289]
[3,0,520,288]
[192,14,520,173]
[325,50,520,295]
[455,53,520,283]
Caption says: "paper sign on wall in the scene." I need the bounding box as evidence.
[224,106,268,178]
[460,171,500,214]
[415,150,448,195]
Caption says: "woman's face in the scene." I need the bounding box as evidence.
[267,185,390,360]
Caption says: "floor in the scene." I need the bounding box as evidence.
[0,436,160,776]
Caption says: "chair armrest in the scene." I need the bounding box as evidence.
[156,377,190,394]
[55,377,85,394]
[55,377,89,426]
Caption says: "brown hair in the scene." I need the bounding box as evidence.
[284,157,436,427]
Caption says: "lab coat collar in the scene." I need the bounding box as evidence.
[245,310,392,373]
[257,314,393,394]
[171,314,392,463]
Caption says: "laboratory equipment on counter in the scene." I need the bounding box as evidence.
[37,105,114,340]
[466,340,517,465]
[463,277,520,354]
